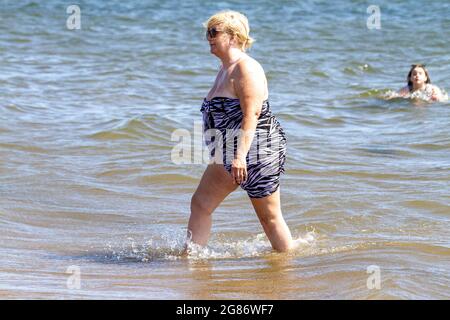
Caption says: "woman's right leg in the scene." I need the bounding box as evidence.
[187,164,238,246]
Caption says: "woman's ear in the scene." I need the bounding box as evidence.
[229,34,237,47]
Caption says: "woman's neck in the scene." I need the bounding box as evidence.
[220,48,245,69]
[412,82,426,92]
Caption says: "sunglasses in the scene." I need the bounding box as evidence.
[206,27,225,39]
[411,64,426,68]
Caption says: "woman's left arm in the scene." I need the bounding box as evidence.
[430,85,446,101]
[231,60,266,184]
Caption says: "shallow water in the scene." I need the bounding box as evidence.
[0,0,449,299]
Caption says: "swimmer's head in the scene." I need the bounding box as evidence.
[204,10,254,51]
[407,64,431,91]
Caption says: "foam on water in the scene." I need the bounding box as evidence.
[103,230,317,263]
[381,89,449,103]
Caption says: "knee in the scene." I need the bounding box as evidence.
[190,194,213,216]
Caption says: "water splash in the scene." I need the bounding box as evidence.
[381,88,449,103]
[185,233,272,260]
[104,231,187,263]
[103,229,317,263]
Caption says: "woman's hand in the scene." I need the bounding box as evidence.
[231,157,247,184]
[431,87,438,101]
[398,87,409,97]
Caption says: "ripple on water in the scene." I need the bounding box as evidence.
[86,116,176,143]
[78,231,318,264]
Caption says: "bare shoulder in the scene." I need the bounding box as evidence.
[234,55,266,79]
[231,55,267,100]
[429,84,442,92]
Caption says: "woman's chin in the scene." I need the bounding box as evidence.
[210,49,220,57]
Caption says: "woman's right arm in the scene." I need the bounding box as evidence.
[398,86,409,97]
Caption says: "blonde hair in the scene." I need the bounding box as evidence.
[204,10,255,51]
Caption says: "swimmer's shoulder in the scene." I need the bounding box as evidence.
[429,84,442,92]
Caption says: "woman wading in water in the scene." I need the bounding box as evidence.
[186,11,296,252]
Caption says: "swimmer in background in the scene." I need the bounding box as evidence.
[396,64,448,102]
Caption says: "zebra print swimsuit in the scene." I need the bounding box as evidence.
[201,97,287,198]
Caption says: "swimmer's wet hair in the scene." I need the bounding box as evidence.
[204,10,255,51]
[407,64,431,92]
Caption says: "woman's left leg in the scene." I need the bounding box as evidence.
[250,188,293,252]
